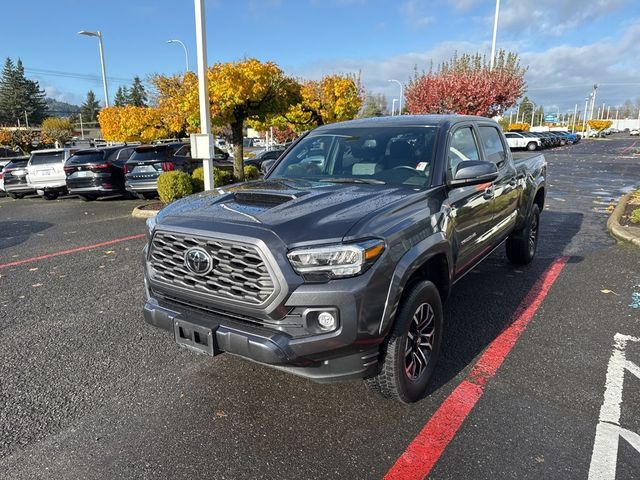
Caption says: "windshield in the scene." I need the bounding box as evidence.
[30,151,65,166]
[269,126,438,188]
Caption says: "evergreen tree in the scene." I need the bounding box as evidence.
[128,76,147,107]
[81,90,101,122]
[0,58,47,125]
[0,58,17,124]
[114,86,130,107]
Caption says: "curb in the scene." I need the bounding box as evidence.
[131,204,160,219]
[607,192,640,247]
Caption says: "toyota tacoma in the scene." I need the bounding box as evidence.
[143,115,546,403]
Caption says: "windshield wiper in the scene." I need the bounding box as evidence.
[323,177,386,185]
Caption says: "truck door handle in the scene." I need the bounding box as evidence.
[508,177,518,187]
[483,187,494,199]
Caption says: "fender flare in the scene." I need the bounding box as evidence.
[377,232,453,336]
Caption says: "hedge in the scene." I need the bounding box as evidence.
[157,171,193,204]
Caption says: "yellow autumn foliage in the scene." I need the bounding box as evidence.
[99,106,177,142]
[587,120,613,132]
[508,122,530,131]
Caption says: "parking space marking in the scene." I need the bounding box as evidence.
[588,333,640,480]
[0,233,145,269]
[384,256,569,480]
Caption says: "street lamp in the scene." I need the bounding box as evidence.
[388,79,403,115]
[392,98,398,116]
[167,39,189,72]
[78,30,109,107]
[489,0,501,70]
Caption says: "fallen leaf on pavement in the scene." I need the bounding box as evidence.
[600,289,619,295]
[29,267,38,272]
[104,250,115,254]
[215,411,227,418]
[31,283,43,288]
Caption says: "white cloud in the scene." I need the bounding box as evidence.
[449,0,481,11]
[498,0,626,36]
[400,0,435,29]
[43,86,84,105]
[288,23,640,111]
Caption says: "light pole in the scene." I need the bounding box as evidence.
[582,95,590,137]
[391,98,398,116]
[589,84,598,121]
[389,79,403,115]
[490,0,501,70]
[167,39,189,72]
[78,30,109,107]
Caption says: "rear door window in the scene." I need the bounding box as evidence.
[478,126,507,165]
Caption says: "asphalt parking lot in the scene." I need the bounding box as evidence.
[1,137,639,479]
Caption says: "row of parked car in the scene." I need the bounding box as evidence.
[503,130,580,151]
[0,140,286,201]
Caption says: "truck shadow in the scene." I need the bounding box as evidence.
[0,220,53,252]
[426,209,584,395]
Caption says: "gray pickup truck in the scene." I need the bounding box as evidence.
[143,115,546,403]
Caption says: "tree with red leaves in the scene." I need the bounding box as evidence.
[405,50,526,117]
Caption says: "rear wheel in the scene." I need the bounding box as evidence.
[8,192,24,199]
[526,142,537,151]
[506,204,540,265]
[365,281,443,403]
[43,192,59,200]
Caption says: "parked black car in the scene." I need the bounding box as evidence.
[124,143,188,199]
[2,159,34,198]
[64,146,135,201]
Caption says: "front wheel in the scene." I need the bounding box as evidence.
[78,194,96,202]
[8,192,24,199]
[526,142,537,151]
[506,204,540,265]
[365,281,443,403]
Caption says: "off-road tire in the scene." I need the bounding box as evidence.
[506,204,540,265]
[526,142,537,151]
[365,281,443,403]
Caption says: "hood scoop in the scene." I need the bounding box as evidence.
[232,190,300,207]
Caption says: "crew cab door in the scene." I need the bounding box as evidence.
[446,125,495,276]
[477,125,520,243]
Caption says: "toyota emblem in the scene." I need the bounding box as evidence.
[184,247,214,275]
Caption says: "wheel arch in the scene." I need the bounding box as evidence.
[378,233,452,337]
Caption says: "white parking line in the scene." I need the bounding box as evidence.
[588,333,640,480]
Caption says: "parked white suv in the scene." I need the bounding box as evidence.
[504,132,542,151]
[26,148,79,200]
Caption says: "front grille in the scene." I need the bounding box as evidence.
[149,231,276,306]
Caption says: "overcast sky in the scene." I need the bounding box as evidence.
[2,0,638,116]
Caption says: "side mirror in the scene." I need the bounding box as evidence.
[448,160,498,188]
[261,159,276,176]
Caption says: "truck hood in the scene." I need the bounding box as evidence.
[155,179,418,246]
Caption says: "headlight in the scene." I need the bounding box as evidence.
[287,239,385,280]
[145,216,157,241]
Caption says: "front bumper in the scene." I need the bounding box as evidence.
[143,296,381,382]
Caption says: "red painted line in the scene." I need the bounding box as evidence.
[0,233,145,269]
[620,140,637,154]
[384,256,569,480]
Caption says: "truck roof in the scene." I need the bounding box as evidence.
[313,114,495,132]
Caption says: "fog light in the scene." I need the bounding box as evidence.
[317,311,336,331]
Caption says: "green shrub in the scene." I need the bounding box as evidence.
[191,166,234,191]
[192,167,205,192]
[630,208,640,224]
[244,165,260,181]
[157,171,193,204]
